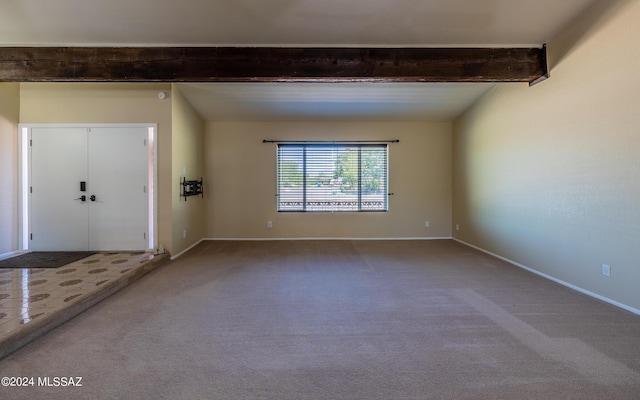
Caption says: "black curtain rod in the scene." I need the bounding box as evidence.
[263,140,399,144]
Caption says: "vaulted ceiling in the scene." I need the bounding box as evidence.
[0,0,598,121]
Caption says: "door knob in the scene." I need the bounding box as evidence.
[75,195,87,202]
[90,195,97,202]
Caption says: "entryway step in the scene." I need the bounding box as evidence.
[0,252,169,360]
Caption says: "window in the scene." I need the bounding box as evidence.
[277,144,388,212]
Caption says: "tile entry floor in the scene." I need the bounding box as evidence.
[0,251,168,358]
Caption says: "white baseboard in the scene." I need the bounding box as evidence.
[0,250,21,261]
[170,238,205,260]
[203,237,453,241]
[166,237,454,260]
[453,238,640,316]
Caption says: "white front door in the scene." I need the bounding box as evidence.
[30,127,89,251]
[87,127,149,251]
[29,126,151,251]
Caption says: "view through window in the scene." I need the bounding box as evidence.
[277,144,388,212]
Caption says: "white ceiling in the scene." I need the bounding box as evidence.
[175,82,496,122]
[0,0,598,121]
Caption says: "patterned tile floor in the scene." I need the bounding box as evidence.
[0,251,168,359]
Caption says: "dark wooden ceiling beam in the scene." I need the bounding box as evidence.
[0,46,548,84]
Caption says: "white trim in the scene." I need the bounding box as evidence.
[203,237,453,241]
[18,127,29,251]
[0,251,22,261]
[172,237,452,260]
[148,125,159,251]
[453,238,640,316]
[18,123,157,129]
[170,238,206,260]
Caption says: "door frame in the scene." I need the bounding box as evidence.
[18,123,158,252]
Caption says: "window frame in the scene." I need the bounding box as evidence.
[276,143,389,213]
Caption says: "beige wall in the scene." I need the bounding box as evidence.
[0,83,20,255]
[206,121,452,239]
[452,1,640,311]
[171,85,206,256]
[19,83,175,253]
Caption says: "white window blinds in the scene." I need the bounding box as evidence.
[277,144,388,212]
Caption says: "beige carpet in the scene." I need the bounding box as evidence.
[0,240,639,399]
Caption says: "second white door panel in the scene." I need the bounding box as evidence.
[88,127,148,251]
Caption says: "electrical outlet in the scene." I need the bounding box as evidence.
[183,229,187,238]
[425,220,430,228]
[455,224,460,231]
[602,264,611,277]
[267,221,272,228]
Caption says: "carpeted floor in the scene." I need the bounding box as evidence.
[0,240,639,399]
[0,252,96,269]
